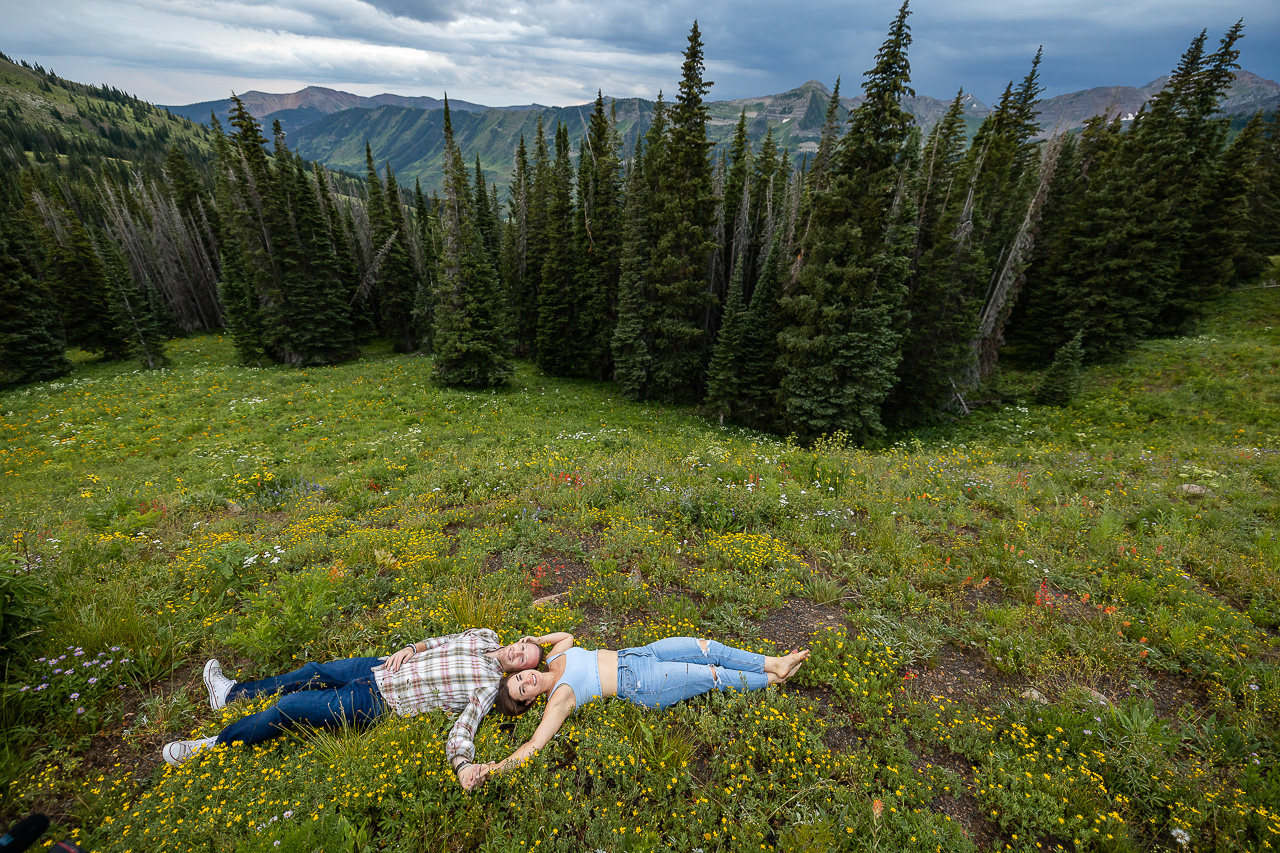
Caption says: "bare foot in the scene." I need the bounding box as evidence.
[779,648,809,682]
[765,649,810,684]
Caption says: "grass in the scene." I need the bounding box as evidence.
[1,286,1278,852]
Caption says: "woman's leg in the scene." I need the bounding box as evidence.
[642,637,765,673]
[226,656,383,703]
[216,674,384,746]
[621,656,769,710]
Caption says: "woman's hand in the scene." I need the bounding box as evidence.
[384,643,417,673]
[459,762,490,792]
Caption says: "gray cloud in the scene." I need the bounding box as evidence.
[4,0,1277,108]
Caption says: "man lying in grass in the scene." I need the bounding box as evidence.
[163,629,544,788]
[464,633,809,790]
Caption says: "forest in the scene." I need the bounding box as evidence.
[2,5,1278,443]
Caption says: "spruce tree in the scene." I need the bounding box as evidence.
[884,90,973,425]
[1174,113,1264,320]
[1238,110,1280,278]
[411,179,439,351]
[536,123,579,375]
[575,93,624,379]
[776,2,917,441]
[523,117,552,358]
[276,154,356,364]
[612,107,663,400]
[646,22,717,402]
[0,233,71,384]
[45,212,128,359]
[97,231,170,369]
[737,229,785,431]
[504,135,535,355]
[473,157,500,265]
[704,255,747,424]
[372,161,419,352]
[432,99,513,387]
[1034,331,1084,406]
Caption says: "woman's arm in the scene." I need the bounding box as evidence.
[466,687,577,790]
[545,633,574,655]
[527,632,573,650]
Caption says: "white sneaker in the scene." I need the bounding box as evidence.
[162,736,217,766]
[203,659,236,710]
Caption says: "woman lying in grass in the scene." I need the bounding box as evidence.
[463,632,809,790]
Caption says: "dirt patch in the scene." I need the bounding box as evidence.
[907,643,1022,706]
[755,598,848,652]
[957,576,1012,614]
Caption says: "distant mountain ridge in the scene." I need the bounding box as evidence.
[163,71,1279,195]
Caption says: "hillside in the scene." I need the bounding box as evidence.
[2,281,1277,851]
[0,52,220,179]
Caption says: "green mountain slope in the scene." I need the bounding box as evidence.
[0,52,220,178]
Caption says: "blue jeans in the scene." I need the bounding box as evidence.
[216,656,386,746]
[616,638,768,710]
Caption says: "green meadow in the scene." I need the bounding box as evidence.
[2,287,1278,853]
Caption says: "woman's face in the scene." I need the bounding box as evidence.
[505,668,546,704]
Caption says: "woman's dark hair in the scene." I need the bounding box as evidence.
[494,674,536,716]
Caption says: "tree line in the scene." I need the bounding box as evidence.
[2,7,1277,444]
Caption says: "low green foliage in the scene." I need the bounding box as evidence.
[1,288,1278,850]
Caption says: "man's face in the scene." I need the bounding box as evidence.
[497,641,540,673]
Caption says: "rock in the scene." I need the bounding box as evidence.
[1084,688,1110,705]
[1176,484,1213,498]
[1021,688,1049,705]
[227,501,243,514]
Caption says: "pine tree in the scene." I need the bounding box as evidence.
[277,154,356,364]
[411,179,439,351]
[884,90,973,425]
[776,1,917,441]
[612,106,663,400]
[372,161,419,352]
[575,93,624,379]
[45,212,128,359]
[1174,113,1264,320]
[646,21,717,402]
[473,157,500,264]
[737,228,785,431]
[1238,110,1280,278]
[0,232,71,384]
[704,254,747,424]
[97,231,170,369]
[504,135,535,356]
[432,99,513,387]
[536,123,579,375]
[1034,331,1084,406]
[523,117,552,358]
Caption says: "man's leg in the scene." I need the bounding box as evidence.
[216,674,384,746]
[226,656,383,703]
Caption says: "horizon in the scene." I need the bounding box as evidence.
[3,1,1277,111]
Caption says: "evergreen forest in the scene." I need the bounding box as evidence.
[2,7,1278,442]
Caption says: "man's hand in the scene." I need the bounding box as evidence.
[384,644,416,673]
[459,762,489,792]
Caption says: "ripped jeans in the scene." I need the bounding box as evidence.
[616,637,768,710]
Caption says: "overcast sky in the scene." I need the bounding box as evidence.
[5,1,1277,109]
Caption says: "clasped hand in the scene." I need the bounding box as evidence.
[460,762,493,791]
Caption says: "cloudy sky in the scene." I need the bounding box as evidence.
[5,1,1278,108]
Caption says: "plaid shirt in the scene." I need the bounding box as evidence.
[371,628,503,772]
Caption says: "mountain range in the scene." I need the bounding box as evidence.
[164,72,1280,196]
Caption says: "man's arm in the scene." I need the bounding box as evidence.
[397,628,500,662]
[445,683,498,782]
